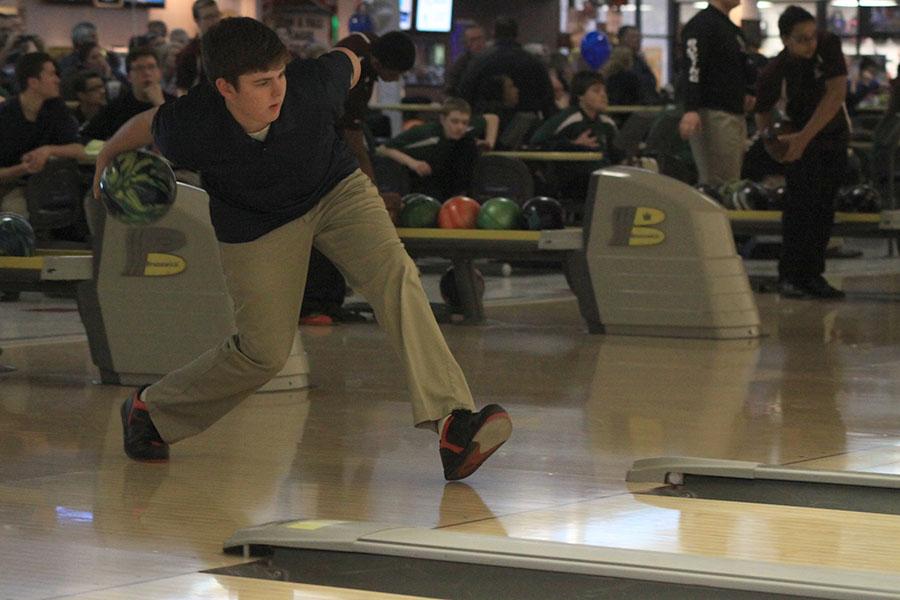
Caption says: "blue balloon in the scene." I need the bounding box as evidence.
[580,31,612,70]
[349,13,373,33]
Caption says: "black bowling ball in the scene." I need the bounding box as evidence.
[695,184,723,204]
[521,196,564,230]
[731,180,770,210]
[768,185,788,211]
[836,184,881,213]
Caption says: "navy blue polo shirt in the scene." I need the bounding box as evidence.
[151,52,359,243]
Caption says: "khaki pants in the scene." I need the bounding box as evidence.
[0,185,27,218]
[689,109,747,187]
[146,169,475,443]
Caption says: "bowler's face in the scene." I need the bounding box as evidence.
[232,65,288,127]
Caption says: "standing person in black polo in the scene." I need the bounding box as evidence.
[679,0,756,187]
[756,6,849,299]
[92,18,511,481]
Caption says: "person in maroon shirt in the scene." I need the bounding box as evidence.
[756,6,849,299]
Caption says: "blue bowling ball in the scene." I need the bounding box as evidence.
[0,212,36,257]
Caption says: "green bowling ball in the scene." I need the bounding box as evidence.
[399,194,441,228]
[0,212,35,257]
[99,149,177,226]
[476,197,522,230]
[401,193,433,208]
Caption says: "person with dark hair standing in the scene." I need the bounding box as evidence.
[444,24,487,97]
[0,52,84,217]
[617,26,659,105]
[82,48,173,141]
[458,17,556,119]
[92,18,511,480]
[678,0,756,187]
[756,6,849,299]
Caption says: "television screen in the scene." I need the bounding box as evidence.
[415,0,452,33]
[399,0,412,30]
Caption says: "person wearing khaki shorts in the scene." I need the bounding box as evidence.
[93,18,512,481]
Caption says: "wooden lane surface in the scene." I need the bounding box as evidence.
[443,492,900,574]
[6,274,900,597]
[788,445,900,475]
[60,573,430,599]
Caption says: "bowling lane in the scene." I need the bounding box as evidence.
[441,492,900,575]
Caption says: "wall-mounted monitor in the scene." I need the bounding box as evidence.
[399,0,413,30]
[123,0,166,7]
[415,0,453,33]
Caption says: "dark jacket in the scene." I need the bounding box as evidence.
[681,6,756,114]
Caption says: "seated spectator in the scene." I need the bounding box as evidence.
[62,43,125,101]
[549,67,570,110]
[376,97,479,200]
[473,74,519,149]
[57,22,121,87]
[847,57,883,116]
[148,20,168,46]
[160,43,181,96]
[1,26,44,92]
[82,48,173,142]
[69,70,107,127]
[170,28,190,48]
[0,52,84,217]
[531,71,619,154]
[530,70,622,204]
[601,46,641,106]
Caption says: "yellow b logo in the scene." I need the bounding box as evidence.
[609,206,666,247]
